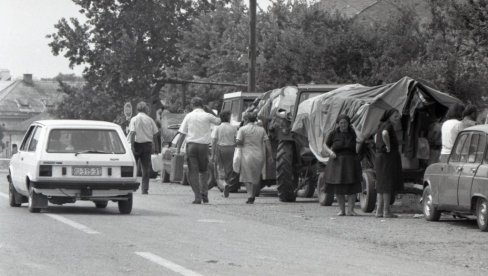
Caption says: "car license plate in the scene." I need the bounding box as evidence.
[72,167,102,176]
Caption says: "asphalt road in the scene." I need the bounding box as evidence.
[0,172,487,276]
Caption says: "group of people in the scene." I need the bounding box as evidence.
[172,97,270,204]
[127,96,479,217]
[322,110,403,218]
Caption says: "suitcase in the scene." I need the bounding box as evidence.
[170,153,185,182]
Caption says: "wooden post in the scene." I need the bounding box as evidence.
[248,0,256,93]
[182,83,187,111]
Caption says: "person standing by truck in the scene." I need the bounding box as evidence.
[440,103,464,162]
[374,109,403,218]
[176,97,221,204]
[322,115,362,216]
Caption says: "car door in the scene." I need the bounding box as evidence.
[11,125,37,193]
[439,132,470,207]
[23,126,43,180]
[457,132,485,210]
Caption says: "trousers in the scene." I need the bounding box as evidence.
[186,143,209,200]
[133,142,152,193]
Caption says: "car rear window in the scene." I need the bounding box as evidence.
[47,129,126,154]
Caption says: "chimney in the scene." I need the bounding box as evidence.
[23,74,33,85]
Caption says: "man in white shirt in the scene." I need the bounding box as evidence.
[128,101,159,194]
[176,97,221,204]
[440,103,464,162]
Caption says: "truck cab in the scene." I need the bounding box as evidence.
[221,91,263,126]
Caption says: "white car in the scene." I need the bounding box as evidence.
[7,120,140,214]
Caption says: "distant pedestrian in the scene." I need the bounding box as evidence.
[322,114,362,216]
[176,97,221,204]
[374,109,403,218]
[212,111,239,198]
[121,102,133,135]
[236,111,271,204]
[128,101,159,195]
[460,104,477,130]
[440,103,464,162]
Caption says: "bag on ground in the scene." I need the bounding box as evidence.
[170,153,184,182]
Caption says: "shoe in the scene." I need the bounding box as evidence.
[202,196,209,204]
[246,197,255,204]
[141,191,148,195]
[223,185,230,198]
[192,200,201,204]
[337,211,346,216]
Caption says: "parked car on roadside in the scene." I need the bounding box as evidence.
[7,120,140,214]
[161,126,217,190]
[422,125,488,231]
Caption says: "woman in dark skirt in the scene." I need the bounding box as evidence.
[375,109,403,218]
[323,115,362,216]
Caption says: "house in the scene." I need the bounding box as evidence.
[0,74,82,158]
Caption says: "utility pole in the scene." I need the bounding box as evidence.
[248,0,256,93]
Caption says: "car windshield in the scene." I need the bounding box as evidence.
[47,129,126,154]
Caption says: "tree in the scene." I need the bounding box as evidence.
[47,0,221,120]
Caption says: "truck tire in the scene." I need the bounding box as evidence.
[360,169,377,213]
[276,141,297,202]
[296,171,317,198]
[319,192,334,206]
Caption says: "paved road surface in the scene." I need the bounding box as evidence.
[0,172,486,275]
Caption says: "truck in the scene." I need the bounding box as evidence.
[255,84,345,202]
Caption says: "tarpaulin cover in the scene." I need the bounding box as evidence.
[291,76,462,163]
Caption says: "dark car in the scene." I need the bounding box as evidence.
[161,128,217,189]
[422,125,488,231]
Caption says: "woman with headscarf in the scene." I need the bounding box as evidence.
[322,114,362,216]
[236,111,271,204]
[375,109,403,218]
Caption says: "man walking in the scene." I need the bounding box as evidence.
[176,97,221,204]
[128,101,159,195]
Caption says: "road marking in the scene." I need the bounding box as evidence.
[135,252,204,276]
[197,219,224,223]
[45,214,100,234]
[0,192,8,199]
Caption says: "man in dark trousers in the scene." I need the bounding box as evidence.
[176,97,221,204]
[128,101,159,194]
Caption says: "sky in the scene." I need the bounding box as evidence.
[0,0,271,79]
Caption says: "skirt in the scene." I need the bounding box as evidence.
[325,181,361,195]
[324,153,362,195]
[375,151,404,193]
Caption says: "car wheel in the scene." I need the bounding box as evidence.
[162,170,170,183]
[360,169,377,213]
[94,200,108,209]
[8,178,21,207]
[28,186,42,213]
[118,193,133,214]
[476,198,488,232]
[180,171,189,186]
[319,192,334,206]
[422,185,441,221]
